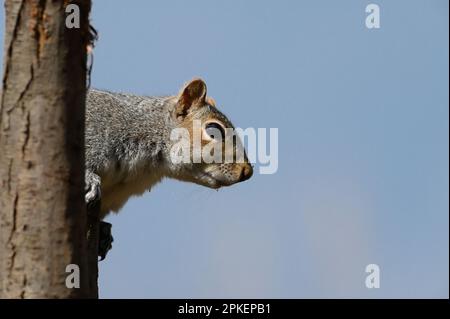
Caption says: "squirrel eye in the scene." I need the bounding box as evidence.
[205,122,225,140]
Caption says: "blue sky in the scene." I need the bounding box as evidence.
[1,0,448,298]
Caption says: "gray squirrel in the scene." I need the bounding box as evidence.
[85,78,253,259]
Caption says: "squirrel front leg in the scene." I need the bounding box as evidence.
[85,170,113,260]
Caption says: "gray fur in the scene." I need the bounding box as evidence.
[86,89,176,217]
[86,89,174,173]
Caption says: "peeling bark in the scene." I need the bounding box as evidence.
[0,0,94,298]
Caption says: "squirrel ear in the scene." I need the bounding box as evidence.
[206,97,216,107]
[176,78,207,118]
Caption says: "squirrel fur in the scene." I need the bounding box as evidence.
[85,78,253,219]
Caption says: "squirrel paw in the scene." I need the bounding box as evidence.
[85,171,101,206]
[98,221,113,261]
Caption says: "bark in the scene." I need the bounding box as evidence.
[0,0,94,298]
[86,201,100,298]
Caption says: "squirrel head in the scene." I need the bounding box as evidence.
[165,78,253,189]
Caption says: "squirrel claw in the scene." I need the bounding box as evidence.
[98,221,113,261]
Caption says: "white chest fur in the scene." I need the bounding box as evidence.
[99,161,164,216]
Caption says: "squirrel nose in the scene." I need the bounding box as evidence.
[239,164,253,182]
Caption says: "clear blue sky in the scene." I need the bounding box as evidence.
[1,0,448,298]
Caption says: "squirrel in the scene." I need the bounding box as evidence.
[85,78,253,259]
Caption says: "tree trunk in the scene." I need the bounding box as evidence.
[0,0,94,298]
